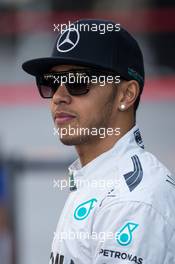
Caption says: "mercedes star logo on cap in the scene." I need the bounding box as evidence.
[56,28,80,53]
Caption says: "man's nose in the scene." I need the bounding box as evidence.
[52,84,72,104]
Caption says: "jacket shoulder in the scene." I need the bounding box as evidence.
[103,150,175,229]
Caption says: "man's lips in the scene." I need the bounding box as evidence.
[54,111,76,124]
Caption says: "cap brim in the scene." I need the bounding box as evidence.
[22,57,113,76]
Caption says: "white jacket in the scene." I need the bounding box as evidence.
[50,125,175,264]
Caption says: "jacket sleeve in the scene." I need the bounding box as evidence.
[91,200,174,264]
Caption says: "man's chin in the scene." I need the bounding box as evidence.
[59,135,88,146]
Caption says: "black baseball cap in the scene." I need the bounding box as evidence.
[22,19,145,88]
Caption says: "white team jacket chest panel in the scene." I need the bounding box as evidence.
[52,187,113,262]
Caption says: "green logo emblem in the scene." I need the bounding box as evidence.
[115,222,138,246]
[74,198,97,220]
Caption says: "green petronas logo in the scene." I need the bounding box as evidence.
[115,222,138,246]
[74,198,97,220]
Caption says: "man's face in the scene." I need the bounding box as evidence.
[50,65,119,145]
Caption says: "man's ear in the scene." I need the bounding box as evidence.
[118,80,140,111]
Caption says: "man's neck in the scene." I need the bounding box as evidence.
[75,122,134,167]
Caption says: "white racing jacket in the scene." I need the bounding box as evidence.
[50,125,175,264]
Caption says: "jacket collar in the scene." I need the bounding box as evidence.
[68,124,144,191]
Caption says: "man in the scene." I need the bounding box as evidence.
[22,19,175,264]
